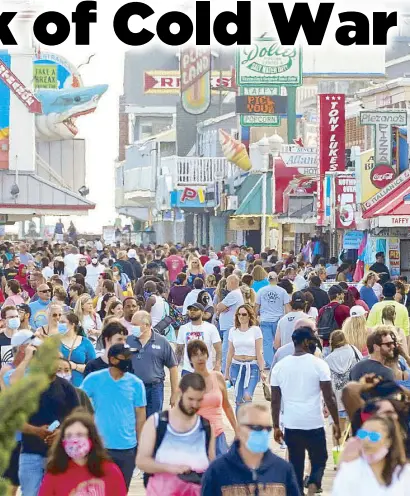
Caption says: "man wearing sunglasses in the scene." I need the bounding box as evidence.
[28,284,52,329]
[201,403,300,495]
[350,327,396,383]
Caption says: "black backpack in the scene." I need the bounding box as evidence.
[143,410,211,487]
[317,304,340,340]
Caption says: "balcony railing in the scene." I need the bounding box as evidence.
[161,156,235,186]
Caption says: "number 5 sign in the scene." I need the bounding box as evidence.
[335,174,356,229]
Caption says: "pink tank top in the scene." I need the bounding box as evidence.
[197,372,224,437]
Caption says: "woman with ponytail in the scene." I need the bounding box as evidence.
[59,312,96,386]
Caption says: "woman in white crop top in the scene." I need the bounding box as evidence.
[224,304,265,412]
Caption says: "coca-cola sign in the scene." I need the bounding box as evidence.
[371,165,395,188]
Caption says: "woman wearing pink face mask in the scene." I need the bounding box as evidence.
[332,415,410,495]
[38,410,127,496]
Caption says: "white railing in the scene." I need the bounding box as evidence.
[35,153,71,190]
[160,156,235,186]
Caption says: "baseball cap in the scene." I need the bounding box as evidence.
[107,344,132,360]
[292,326,316,343]
[187,303,205,312]
[147,262,159,270]
[292,291,306,303]
[17,304,31,316]
[350,305,367,318]
[328,285,345,299]
[128,249,137,259]
[11,330,42,347]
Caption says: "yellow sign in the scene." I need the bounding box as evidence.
[34,64,57,89]
[360,149,379,203]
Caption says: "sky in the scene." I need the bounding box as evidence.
[3,0,403,234]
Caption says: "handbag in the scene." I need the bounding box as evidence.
[262,380,271,402]
[332,422,351,466]
[153,299,174,336]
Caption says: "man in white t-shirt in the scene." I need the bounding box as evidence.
[255,272,291,370]
[216,275,244,374]
[273,291,309,350]
[176,303,222,374]
[271,326,340,495]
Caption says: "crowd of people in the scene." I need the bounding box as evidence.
[0,238,410,495]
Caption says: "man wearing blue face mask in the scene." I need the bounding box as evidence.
[0,305,21,371]
[127,310,179,418]
[201,403,300,495]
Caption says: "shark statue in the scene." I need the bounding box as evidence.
[35,84,108,140]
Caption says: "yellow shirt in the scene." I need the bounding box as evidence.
[367,300,410,336]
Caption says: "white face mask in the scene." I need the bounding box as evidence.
[92,258,98,264]
[56,372,72,382]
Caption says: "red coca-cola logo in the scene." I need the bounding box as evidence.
[370,165,395,188]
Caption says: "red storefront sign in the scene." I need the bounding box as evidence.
[317,94,346,225]
[335,174,356,229]
[370,164,395,189]
[0,60,42,114]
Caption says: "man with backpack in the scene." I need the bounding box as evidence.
[317,285,350,356]
[136,373,215,494]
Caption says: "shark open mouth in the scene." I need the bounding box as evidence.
[63,107,97,135]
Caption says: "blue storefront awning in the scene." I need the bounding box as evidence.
[234,172,272,216]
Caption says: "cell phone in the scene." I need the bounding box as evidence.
[47,420,60,432]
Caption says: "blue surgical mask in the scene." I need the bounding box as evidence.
[246,429,270,454]
[8,317,20,330]
[58,323,68,334]
[131,325,142,338]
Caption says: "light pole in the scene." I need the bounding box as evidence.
[257,136,270,252]
[258,133,284,253]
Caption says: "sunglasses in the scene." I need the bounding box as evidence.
[52,313,62,318]
[238,312,249,317]
[356,429,382,443]
[39,289,51,293]
[381,341,396,348]
[242,424,273,432]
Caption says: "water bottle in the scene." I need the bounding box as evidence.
[225,380,232,389]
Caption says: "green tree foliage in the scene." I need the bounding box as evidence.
[0,336,60,494]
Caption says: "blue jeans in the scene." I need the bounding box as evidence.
[145,382,164,418]
[19,452,46,496]
[221,329,229,374]
[260,321,278,368]
[229,362,260,412]
[107,446,137,490]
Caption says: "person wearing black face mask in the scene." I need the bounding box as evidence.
[271,326,340,495]
[81,344,147,490]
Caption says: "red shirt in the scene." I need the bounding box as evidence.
[38,460,127,496]
[165,255,185,282]
[199,255,210,267]
[318,301,350,329]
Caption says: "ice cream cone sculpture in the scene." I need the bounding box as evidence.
[219,129,252,172]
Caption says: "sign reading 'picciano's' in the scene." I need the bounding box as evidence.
[236,38,302,87]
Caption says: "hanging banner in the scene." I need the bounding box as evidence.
[180,48,211,115]
[389,237,400,277]
[335,174,356,229]
[317,94,346,225]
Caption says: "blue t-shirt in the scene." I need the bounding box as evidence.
[81,368,146,450]
[3,368,22,442]
[60,337,96,386]
[359,285,379,310]
[251,279,269,293]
